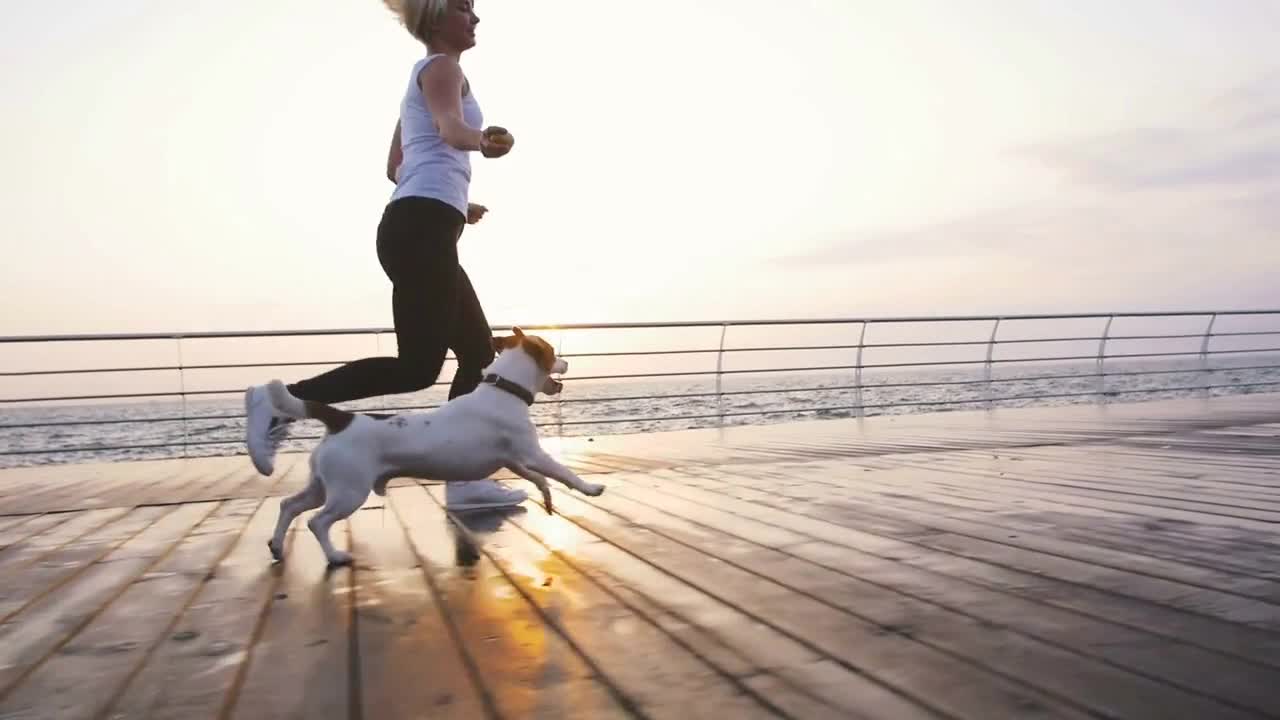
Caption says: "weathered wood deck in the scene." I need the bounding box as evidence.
[1,394,1278,719]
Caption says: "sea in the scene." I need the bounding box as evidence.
[2,354,1277,469]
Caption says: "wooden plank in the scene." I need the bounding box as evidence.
[194,460,280,504]
[0,459,180,515]
[0,509,128,574]
[640,468,1280,668]
[594,473,1280,717]
[0,514,42,535]
[388,484,635,720]
[0,507,169,624]
[825,454,1280,559]
[1017,444,1279,476]
[920,451,1280,506]
[1116,440,1280,469]
[0,499,258,719]
[829,452,1280,525]
[877,457,1280,522]
[505,499,943,720]
[148,463,247,506]
[101,460,226,509]
[347,501,489,720]
[169,453,302,506]
[932,449,1280,501]
[0,502,216,698]
[867,488,1275,582]
[105,498,290,720]
[777,455,1280,554]
[0,513,74,554]
[423,485,787,720]
[719,463,1280,616]
[785,459,1280,579]
[853,448,1280,522]
[532,491,1098,720]
[666,461,1280,611]
[225,507,353,719]
[255,457,316,502]
[556,483,1268,720]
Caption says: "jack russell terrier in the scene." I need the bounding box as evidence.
[263,328,605,567]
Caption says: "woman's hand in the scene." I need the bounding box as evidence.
[480,126,514,158]
[466,203,488,224]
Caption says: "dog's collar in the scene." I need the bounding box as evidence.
[482,373,535,406]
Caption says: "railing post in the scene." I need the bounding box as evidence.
[984,318,1002,409]
[1199,313,1218,397]
[1096,315,1114,403]
[554,331,565,438]
[175,337,189,458]
[374,330,388,416]
[853,321,868,418]
[715,324,728,426]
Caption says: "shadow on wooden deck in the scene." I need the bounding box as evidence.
[0,394,1277,719]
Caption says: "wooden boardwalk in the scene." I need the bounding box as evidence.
[0,393,1278,719]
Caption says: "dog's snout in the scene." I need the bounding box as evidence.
[553,358,568,375]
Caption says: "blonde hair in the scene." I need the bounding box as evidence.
[381,0,450,44]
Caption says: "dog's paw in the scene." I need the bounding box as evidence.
[325,551,353,567]
[584,483,605,496]
[267,538,284,562]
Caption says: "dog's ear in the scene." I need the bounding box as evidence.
[512,326,525,338]
[491,335,517,352]
[521,336,557,372]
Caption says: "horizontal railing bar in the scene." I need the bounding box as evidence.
[275,371,1177,417]
[1211,329,1280,338]
[0,374,1095,429]
[8,347,1280,405]
[1069,330,1275,341]
[0,441,194,455]
[5,310,1280,344]
[10,330,1280,379]
[1111,347,1280,359]
[6,379,1278,456]
[0,388,256,405]
[0,359,363,378]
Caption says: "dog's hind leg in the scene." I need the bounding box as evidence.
[504,462,553,514]
[526,451,605,497]
[268,470,325,561]
[307,481,368,567]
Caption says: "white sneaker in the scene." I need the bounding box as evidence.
[445,479,528,511]
[244,384,291,476]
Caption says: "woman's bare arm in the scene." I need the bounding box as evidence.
[419,57,484,151]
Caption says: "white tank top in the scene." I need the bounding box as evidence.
[390,54,483,217]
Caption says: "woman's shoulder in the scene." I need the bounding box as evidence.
[415,54,472,98]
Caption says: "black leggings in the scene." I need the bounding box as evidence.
[287,196,494,405]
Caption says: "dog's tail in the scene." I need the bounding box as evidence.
[266,380,355,435]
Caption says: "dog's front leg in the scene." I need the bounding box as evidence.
[269,472,326,561]
[505,462,554,514]
[527,451,605,497]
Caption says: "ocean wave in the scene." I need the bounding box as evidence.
[2,357,1277,468]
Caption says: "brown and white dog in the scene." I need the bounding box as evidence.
[264,328,605,567]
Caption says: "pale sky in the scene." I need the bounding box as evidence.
[2,0,1278,337]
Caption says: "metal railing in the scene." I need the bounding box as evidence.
[2,310,1279,464]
